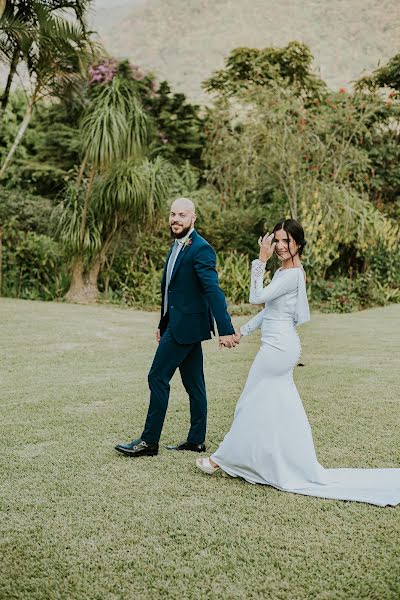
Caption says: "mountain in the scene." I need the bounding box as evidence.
[91,0,399,102]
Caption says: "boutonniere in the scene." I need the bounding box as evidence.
[183,237,193,249]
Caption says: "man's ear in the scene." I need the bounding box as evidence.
[192,214,197,226]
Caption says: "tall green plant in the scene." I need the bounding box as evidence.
[0,0,91,116]
[54,75,174,303]
[205,86,380,216]
[204,42,326,102]
[203,83,400,284]
[0,2,96,178]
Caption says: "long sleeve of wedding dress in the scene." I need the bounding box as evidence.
[239,309,266,337]
[249,259,297,304]
[240,260,310,334]
[211,260,400,507]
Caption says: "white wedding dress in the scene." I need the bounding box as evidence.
[212,260,400,507]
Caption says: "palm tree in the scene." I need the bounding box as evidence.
[0,3,96,178]
[0,5,32,116]
[0,0,91,117]
[54,75,175,303]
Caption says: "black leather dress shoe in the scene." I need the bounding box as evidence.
[115,439,159,457]
[165,441,206,452]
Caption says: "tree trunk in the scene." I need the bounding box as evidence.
[0,98,34,178]
[79,166,96,244]
[103,235,119,295]
[65,166,102,303]
[85,256,102,301]
[0,48,20,119]
[65,256,85,303]
[65,255,101,304]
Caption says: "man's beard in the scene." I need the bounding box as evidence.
[170,224,192,239]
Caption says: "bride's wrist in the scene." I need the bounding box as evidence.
[258,254,268,263]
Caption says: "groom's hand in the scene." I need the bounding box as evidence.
[219,334,238,349]
[156,329,161,344]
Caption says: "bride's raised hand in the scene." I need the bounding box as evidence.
[258,232,276,263]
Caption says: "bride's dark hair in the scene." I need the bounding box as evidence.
[272,219,307,258]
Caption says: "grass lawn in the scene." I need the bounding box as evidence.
[0,298,399,600]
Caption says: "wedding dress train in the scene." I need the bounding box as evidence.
[211,260,400,507]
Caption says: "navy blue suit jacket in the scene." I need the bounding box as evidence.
[158,230,235,344]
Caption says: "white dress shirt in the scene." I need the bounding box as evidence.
[163,228,195,315]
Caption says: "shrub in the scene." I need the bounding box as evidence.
[1,227,66,300]
[311,273,400,313]
[119,260,162,310]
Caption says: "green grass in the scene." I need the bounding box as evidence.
[0,298,399,600]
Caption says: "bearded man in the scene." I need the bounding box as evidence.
[115,197,238,458]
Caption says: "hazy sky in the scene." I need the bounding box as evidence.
[90,0,147,31]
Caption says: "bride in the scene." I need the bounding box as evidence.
[196,219,400,507]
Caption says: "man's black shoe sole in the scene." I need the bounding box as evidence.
[165,445,206,452]
[115,447,158,457]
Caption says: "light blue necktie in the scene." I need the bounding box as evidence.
[163,240,180,315]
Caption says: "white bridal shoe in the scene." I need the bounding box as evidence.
[196,457,219,475]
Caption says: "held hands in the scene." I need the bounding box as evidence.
[157,329,242,348]
[258,232,276,263]
[219,331,242,349]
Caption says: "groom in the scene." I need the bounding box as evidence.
[115,197,238,458]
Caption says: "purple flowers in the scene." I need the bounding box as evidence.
[88,60,151,87]
[88,60,118,85]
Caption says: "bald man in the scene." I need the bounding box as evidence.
[115,197,238,457]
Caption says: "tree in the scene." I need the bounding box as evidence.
[144,80,205,169]
[0,0,91,117]
[205,82,390,211]
[356,52,400,93]
[203,83,399,283]
[54,75,175,303]
[203,41,326,102]
[0,3,96,178]
[0,89,84,198]
[0,2,32,117]
[355,53,400,212]
[99,60,206,169]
